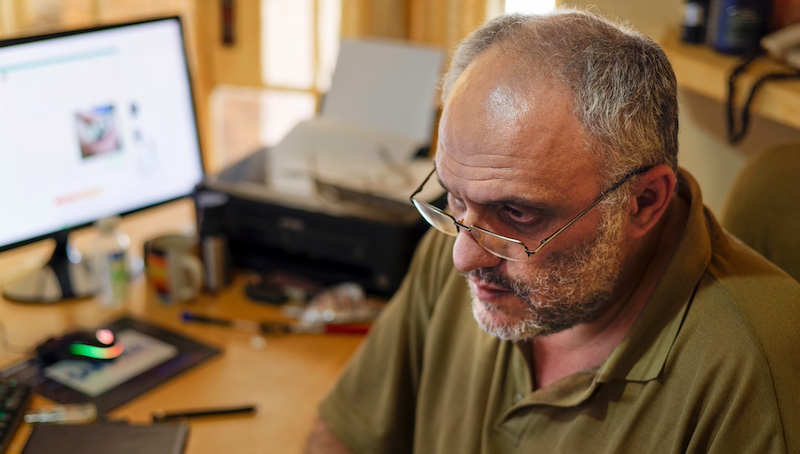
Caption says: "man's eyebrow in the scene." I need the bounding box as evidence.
[437,176,552,212]
[433,167,556,213]
[486,197,551,213]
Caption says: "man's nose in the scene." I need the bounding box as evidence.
[451,224,503,274]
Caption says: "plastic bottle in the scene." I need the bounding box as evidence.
[706,0,770,54]
[681,0,709,44]
[93,216,131,307]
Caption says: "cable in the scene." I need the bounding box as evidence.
[726,51,800,145]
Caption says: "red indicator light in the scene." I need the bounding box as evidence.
[95,329,115,345]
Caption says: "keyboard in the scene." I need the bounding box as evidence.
[0,378,32,454]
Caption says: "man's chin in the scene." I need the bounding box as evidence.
[471,295,544,341]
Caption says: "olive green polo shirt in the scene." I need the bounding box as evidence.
[319,169,800,453]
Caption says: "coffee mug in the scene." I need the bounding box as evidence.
[144,234,203,303]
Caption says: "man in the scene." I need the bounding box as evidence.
[307,9,800,453]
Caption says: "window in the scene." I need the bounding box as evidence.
[258,0,340,146]
[212,0,341,167]
[504,0,556,14]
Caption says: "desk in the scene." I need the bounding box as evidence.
[0,200,365,453]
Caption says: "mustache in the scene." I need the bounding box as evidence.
[467,267,515,292]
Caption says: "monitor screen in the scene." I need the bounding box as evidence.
[0,17,204,302]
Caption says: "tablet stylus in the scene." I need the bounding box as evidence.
[152,404,257,422]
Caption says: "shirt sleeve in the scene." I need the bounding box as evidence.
[318,229,454,454]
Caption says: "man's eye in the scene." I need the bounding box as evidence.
[502,206,537,224]
[447,194,465,217]
[507,207,524,218]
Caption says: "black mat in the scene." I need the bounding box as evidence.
[0,315,220,414]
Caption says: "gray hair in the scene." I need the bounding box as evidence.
[441,9,678,186]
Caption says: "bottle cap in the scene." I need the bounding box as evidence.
[196,191,229,235]
[95,215,121,232]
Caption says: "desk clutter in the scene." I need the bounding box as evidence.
[138,225,385,331]
[0,236,370,453]
[0,316,220,453]
[0,247,381,451]
[1,316,219,415]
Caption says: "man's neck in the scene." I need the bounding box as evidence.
[529,197,689,390]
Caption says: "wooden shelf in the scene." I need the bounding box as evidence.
[660,35,800,130]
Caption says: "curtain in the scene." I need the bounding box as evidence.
[341,0,503,55]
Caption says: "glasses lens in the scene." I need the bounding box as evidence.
[412,198,528,261]
[412,199,459,236]
[469,227,526,262]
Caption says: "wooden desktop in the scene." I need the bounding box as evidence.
[0,199,366,453]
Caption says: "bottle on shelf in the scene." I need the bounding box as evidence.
[706,0,770,54]
[92,216,131,307]
[682,0,709,44]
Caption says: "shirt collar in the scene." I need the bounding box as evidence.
[598,168,711,383]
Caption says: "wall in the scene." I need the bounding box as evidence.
[564,0,800,215]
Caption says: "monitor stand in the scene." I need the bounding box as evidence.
[2,232,96,303]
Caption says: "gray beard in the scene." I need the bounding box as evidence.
[468,204,626,341]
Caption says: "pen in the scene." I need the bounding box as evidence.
[152,404,257,422]
[24,403,98,424]
[180,311,371,335]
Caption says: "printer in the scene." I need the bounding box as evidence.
[196,38,446,297]
[194,149,436,297]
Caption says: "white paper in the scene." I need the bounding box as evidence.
[267,38,444,199]
[322,38,444,143]
[268,118,420,196]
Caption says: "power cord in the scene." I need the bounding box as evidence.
[726,50,800,145]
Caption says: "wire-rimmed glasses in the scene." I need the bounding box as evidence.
[409,166,650,261]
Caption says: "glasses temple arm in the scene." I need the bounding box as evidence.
[531,169,645,254]
[409,168,437,204]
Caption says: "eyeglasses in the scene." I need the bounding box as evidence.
[409,166,650,261]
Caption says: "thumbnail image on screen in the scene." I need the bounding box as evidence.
[76,104,121,158]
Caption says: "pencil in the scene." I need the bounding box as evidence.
[152,404,257,422]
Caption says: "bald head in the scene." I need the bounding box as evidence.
[440,9,678,185]
[439,44,589,180]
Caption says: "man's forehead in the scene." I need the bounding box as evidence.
[434,152,566,206]
[436,63,600,203]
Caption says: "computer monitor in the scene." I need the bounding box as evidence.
[0,17,204,303]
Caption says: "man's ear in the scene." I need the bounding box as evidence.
[627,164,676,239]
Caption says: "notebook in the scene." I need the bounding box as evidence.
[22,421,189,454]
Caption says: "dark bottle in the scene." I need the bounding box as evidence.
[706,0,770,54]
[682,0,710,43]
[195,190,232,293]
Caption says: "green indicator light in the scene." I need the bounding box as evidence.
[70,343,124,360]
